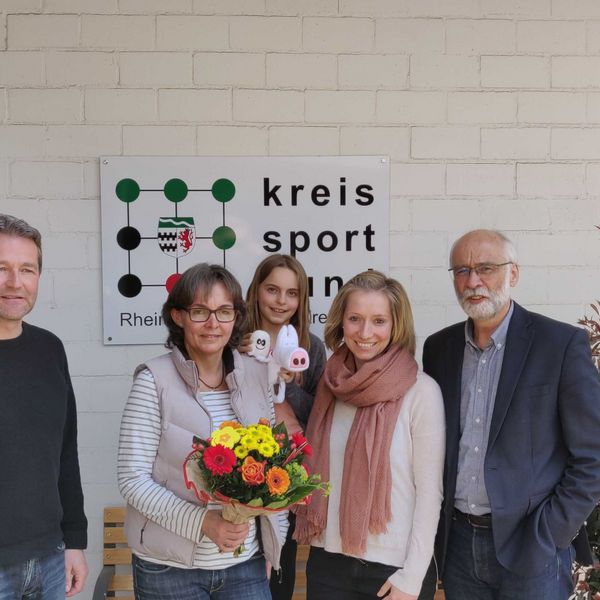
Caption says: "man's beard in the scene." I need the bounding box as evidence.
[457,279,510,321]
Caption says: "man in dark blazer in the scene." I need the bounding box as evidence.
[422,229,600,599]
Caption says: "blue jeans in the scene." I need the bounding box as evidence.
[443,515,574,600]
[132,553,271,600]
[0,546,65,600]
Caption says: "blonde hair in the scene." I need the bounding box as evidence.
[245,254,311,350]
[324,270,416,356]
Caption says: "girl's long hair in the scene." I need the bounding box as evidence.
[245,254,311,350]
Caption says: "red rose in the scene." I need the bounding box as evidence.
[202,444,237,475]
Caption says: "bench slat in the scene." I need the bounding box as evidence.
[296,544,309,561]
[103,548,132,565]
[104,507,127,523]
[104,526,127,544]
[108,574,134,592]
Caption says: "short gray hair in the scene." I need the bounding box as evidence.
[0,214,43,271]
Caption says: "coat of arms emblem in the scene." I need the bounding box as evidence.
[157,217,195,257]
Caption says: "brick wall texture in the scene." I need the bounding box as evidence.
[1,1,599,593]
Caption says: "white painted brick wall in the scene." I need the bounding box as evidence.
[411,54,479,88]
[269,126,339,155]
[8,88,82,123]
[482,56,550,89]
[377,91,446,124]
[7,14,79,49]
[0,51,43,85]
[119,52,192,86]
[481,127,550,159]
[84,89,157,123]
[196,125,268,155]
[46,52,117,86]
[448,92,517,124]
[81,15,155,51]
[10,161,82,198]
[446,19,515,54]
[156,16,229,51]
[233,89,304,122]
[517,20,586,55]
[45,0,118,13]
[375,18,444,53]
[339,54,409,89]
[447,163,515,196]
[552,57,600,88]
[518,91,586,124]
[266,53,336,89]
[196,52,266,87]
[122,125,195,155]
[230,16,302,51]
[303,17,374,52]
[411,126,480,159]
[340,126,409,160]
[158,89,232,123]
[2,5,600,598]
[305,90,375,123]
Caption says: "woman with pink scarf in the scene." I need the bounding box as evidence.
[295,270,445,600]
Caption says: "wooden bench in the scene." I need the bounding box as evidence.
[92,506,444,600]
[92,507,133,600]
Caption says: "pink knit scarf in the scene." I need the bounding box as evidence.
[294,343,418,555]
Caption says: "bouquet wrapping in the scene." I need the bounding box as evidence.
[184,418,329,556]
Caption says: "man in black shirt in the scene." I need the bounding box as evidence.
[0,214,88,598]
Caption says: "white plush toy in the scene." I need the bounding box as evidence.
[247,330,270,362]
[248,325,310,403]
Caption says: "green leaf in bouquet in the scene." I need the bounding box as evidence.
[247,498,264,507]
[272,422,289,437]
[284,484,324,505]
[265,499,290,509]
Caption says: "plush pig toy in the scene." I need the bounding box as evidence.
[248,325,310,403]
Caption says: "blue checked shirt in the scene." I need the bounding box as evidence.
[455,302,514,516]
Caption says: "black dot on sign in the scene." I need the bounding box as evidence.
[117,226,141,250]
[118,274,142,298]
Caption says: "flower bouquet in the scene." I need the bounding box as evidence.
[183,418,329,556]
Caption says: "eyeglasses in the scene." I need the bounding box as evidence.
[448,262,512,280]
[181,307,237,323]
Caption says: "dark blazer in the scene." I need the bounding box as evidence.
[423,302,600,577]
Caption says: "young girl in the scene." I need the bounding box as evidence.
[245,254,326,600]
[246,254,326,433]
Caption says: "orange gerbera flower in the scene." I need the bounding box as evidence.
[266,466,290,496]
[220,420,242,430]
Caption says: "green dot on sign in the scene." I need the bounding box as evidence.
[212,226,236,250]
[164,178,188,202]
[116,178,140,202]
[212,178,235,202]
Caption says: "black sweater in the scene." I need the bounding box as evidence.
[0,322,87,565]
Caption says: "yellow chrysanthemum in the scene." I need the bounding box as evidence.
[245,438,259,451]
[211,426,241,449]
[234,444,249,459]
[258,443,276,457]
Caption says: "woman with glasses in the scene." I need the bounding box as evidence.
[117,263,285,600]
